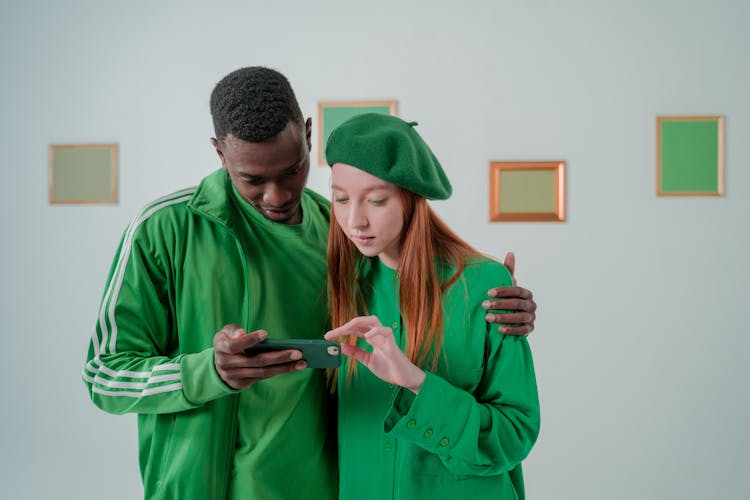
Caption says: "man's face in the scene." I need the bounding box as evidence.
[212,118,312,224]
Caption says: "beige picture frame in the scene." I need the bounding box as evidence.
[49,143,118,204]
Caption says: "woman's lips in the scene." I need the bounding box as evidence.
[351,235,375,246]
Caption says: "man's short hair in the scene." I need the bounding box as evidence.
[210,66,304,143]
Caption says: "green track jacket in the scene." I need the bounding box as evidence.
[82,169,331,499]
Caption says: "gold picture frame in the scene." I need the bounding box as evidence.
[49,143,118,204]
[489,161,566,222]
[317,100,398,165]
[656,115,725,197]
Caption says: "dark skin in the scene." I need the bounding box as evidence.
[214,326,305,388]
[488,252,537,336]
[211,119,537,390]
[210,120,311,225]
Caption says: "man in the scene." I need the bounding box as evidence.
[82,66,538,499]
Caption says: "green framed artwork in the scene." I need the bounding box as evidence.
[317,100,398,165]
[489,161,566,222]
[49,143,118,204]
[657,116,725,196]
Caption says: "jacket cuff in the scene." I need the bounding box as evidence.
[181,347,239,405]
[384,371,472,454]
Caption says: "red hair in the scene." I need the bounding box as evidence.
[327,187,481,382]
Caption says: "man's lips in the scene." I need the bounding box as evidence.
[259,205,294,215]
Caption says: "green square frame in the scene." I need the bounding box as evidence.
[489,161,566,222]
[656,116,725,197]
[49,143,118,204]
[317,100,398,166]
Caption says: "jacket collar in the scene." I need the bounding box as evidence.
[187,169,237,228]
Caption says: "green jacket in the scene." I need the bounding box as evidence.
[82,169,332,499]
[338,258,540,499]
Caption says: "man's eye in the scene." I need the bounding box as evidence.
[244,178,264,186]
[285,165,302,176]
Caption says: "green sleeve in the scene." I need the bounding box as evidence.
[82,216,236,415]
[383,261,540,476]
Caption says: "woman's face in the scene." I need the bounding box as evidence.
[331,163,405,269]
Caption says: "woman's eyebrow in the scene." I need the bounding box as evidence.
[330,183,392,192]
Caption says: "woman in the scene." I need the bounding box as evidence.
[323,113,540,500]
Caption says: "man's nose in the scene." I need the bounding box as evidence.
[263,183,291,207]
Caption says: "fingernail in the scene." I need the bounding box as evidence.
[485,313,495,322]
[498,326,508,333]
[482,301,492,308]
[258,330,267,340]
[295,361,306,370]
[488,289,497,297]
[291,351,302,360]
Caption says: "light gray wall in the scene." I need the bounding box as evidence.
[1,1,747,498]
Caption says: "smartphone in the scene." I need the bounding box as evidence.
[244,339,341,369]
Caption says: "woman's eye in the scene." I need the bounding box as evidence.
[334,197,349,203]
[369,198,386,206]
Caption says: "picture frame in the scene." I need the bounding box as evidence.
[49,143,118,204]
[317,100,398,165]
[656,115,725,197]
[489,161,566,222]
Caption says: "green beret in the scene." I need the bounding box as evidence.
[325,113,452,200]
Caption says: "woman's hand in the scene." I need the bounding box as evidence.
[325,316,426,393]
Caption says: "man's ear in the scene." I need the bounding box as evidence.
[304,117,313,151]
[210,137,226,167]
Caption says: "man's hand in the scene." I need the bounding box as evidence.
[213,324,306,389]
[483,252,538,336]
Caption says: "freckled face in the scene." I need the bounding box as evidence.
[331,163,405,269]
[211,119,311,224]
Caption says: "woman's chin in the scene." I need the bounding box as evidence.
[353,244,380,258]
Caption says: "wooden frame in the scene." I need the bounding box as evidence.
[489,161,566,222]
[657,115,725,197]
[49,143,118,204]
[317,100,398,165]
